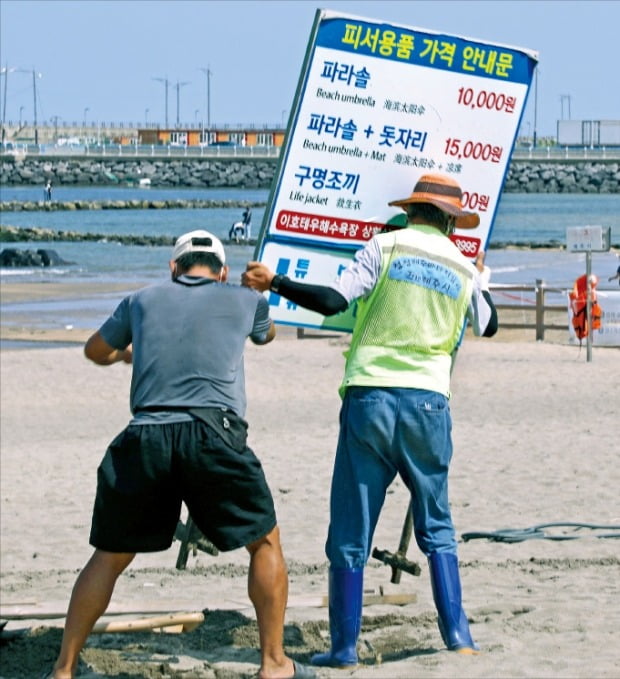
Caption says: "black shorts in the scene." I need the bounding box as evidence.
[90,416,276,553]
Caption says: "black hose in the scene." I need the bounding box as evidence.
[461,522,620,543]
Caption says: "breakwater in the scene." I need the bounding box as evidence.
[0,157,277,189]
[0,225,178,246]
[7,225,616,250]
[0,224,258,248]
[1,156,619,193]
[0,199,262,213]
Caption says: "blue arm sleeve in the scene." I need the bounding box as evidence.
[276,278,349,316]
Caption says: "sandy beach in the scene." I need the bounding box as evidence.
[1,281,619,678]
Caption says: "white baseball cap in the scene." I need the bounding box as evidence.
[172,230,226,264]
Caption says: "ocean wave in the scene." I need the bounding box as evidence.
[490,265,521,274]
[0,266,79,278]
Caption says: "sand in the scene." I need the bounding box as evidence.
[1,282,619,678]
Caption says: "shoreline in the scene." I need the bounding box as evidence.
[0,277,608,346]
[3,248,620,347]
[0,280,142,303]
[0,282,569,351]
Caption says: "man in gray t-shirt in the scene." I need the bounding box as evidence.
[49,230,315,679]
[100,260,272,419]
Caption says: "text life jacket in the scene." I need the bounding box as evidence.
[569,274,602,341]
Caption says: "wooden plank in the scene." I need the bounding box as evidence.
[281,592,417,608]
[0,590,417,622]
[0,601,245,620]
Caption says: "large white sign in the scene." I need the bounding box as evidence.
[256,9,538,331]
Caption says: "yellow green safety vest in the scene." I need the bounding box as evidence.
[340,224,475,398]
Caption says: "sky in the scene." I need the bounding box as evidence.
[1,0,618,138]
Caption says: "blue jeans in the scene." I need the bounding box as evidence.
[326,386,457,568]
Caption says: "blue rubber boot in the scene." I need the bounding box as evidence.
[311,567,363,667]
[428,552,480,653]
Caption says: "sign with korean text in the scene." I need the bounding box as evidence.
[566,225,612,253]
[255,9,538,331]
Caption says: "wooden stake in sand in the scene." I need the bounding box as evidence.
[92,612,205,634]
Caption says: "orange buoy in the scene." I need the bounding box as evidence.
[569,274,602,341]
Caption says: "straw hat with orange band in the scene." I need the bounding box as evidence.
[388,173,480,230]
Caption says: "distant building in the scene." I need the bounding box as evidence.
[137,126,287,148]
[557,120,620,147]
[0,121,287,147]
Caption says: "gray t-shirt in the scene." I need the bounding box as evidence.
[99,275,272,422]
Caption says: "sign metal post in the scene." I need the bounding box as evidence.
[566,225,611,362]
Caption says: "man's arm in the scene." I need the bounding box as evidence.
[248,294,277,345]
[243,262,348,316]
[250,319,277,345]
[470,252,498,337]
[480,290,498,337]
[84,331,132,365]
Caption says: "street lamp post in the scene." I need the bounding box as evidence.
[199,67,212,129]
[153,76,169,128]
[145,108,149,126]
[51,115,60,143]
[1,67,40,143]
[10,68,41,143]
[19,105,24,127]
[83,107,90,141]
[30,69,42,145]
[175,80,190,128]
[532,67,538,148]
[1,65,16,143]
[560,94,571,120]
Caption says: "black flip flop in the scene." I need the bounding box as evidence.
[290,660,317,679]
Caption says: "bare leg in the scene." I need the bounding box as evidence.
[51,549,135,679]
[246,526,296,679]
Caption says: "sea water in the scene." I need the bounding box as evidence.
[1,187,619,335]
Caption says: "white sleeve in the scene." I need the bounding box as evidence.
[331,237,382,303]
[467,265,493,336]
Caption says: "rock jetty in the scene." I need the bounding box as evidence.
[0,156,618,193]
[5,225,615,250]
[0,157,277,189]
[0,198,264,213]
[0,247,75,267]
[504,161,619,193]
[0,224,257,248]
